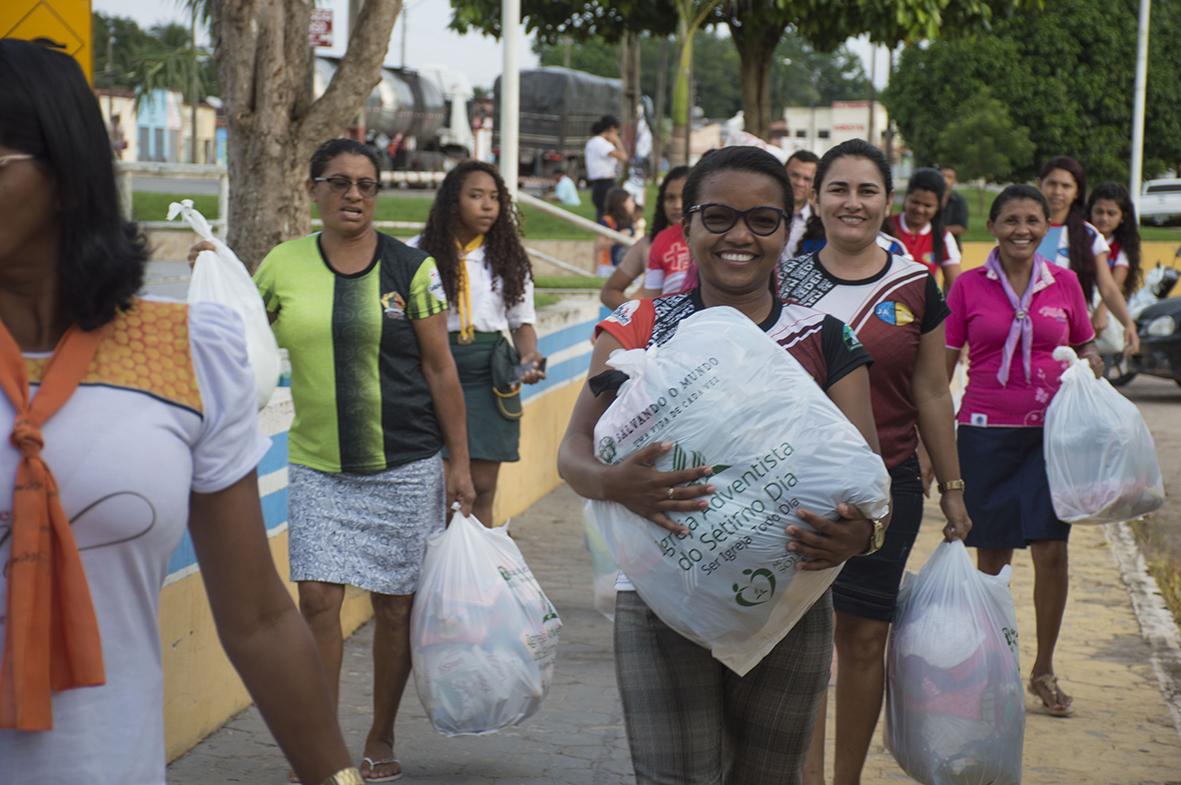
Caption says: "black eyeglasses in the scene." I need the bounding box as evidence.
[686,203,787,236]
[313,175,380,198]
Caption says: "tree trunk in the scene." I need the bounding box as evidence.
[669,17,693,167]
[621,31,641,155]
[728,13,781,143]
[209,0,400,269]
[652,36,669,176]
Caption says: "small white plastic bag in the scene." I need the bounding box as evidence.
[1044,346,1164,523]
[583,501,619,621]
[410,511,562,736]
[587,307,890,675]
[885,540,1023,785]
[168,199,281,410]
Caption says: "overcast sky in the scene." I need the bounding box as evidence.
[93,0,887,93]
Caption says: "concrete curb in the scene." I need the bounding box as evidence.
[1104,521,1181,737]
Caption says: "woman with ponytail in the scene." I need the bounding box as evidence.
[1038,156,1140,354]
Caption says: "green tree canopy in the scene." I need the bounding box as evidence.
[885,0,1181,183]
[935,90,1034,213]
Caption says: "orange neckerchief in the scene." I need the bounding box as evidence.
[454,234,485,344]
[0,320,107,731]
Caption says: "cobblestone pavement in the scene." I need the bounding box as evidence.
[170,476,1181,784]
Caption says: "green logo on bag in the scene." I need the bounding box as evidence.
[733,568,776,607]
[598,436,617,463]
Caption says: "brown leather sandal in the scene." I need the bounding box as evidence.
[1028,673,1074,717]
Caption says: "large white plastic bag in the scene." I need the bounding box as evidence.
[1044,346,1164,523]
[885,541,1023,785]
[410,511,562,736]
[587,307,890,674]
[168,199,281,410]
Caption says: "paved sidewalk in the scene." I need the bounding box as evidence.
[169,484,1181,784]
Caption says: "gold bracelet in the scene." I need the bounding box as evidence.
[319,766,363,785]
[938,479,966,493]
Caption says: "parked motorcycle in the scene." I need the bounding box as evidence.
[1104,257,1181,387]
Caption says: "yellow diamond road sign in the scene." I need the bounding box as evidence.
[1,1,93,83]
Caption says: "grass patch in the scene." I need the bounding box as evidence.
[534,275,605,289]
[1129,519,1181,628]
[133,191,219,221]
[533,293,562,309]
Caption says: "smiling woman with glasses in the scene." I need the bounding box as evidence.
[559,146,883,785]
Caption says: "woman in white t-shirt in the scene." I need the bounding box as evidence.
[412,161,546,529]
[584,115,628,219]
[0,39,357,785]
[1038,156,1140,354]
[1087,182,1144,353]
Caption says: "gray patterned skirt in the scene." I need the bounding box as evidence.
[287,453,445,594]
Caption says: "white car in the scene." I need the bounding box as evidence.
[1140,178,1181,225]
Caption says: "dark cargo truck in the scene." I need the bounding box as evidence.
[494,67,623,181]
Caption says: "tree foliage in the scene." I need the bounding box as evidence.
[935,90,1034,187]
[535,32,870,121]
[885,0,1181,183]
[93,12,217,98]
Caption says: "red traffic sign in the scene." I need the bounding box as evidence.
[309,8,333,48]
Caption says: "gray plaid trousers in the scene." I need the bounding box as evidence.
[614,590,833,785]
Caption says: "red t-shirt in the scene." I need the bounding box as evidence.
[889,214,961,277]
[643,225,696,296]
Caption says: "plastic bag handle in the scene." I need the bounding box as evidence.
[166,199,215,242]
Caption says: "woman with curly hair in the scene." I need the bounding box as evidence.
[412,161,545,527]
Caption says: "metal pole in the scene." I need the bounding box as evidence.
[500,0,521,200]
[1129,0,1151,218]
[400,4,408,68]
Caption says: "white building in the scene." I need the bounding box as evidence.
[782,100,892,156]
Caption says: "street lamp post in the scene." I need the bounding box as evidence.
[1129,0,1151,217]
[500,0,520,199]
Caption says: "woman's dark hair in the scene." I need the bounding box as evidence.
[897,167,948,266]
[1087,181,1142,298]
[988,183,1050,223]
[650,165,690,239]
[591,115,621,135]
[682,146,793,216]
[1040,155,1097,301]
[309,137,381,180]
[0,39,148,331]
[417,160,532,308]
[603,187,635,231]
[814,138,893,194]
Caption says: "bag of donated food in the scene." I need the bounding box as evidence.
[885,540,1023,785]
[168,199,280,409]
[586,307,890,674]
[1044,346,1164,523]
[410,510,562,736]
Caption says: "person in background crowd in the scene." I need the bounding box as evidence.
[595,187,637,277]
[785,150,820,258]
[888,168,962,293]
[945,184,1102,719]
[412,160,545,530]
[109,113,127,160]
[599,166,690,310]
[0,39,359,785]
[547,168,581,207]
[202,138,476,783]
[1037,156,1139,355]
[1087,181,1143,305]
[585,115,628,219]
[939,165,969,248]
[561,146,884,785]
[785,140,970,785]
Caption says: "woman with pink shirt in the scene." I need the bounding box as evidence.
[945,184,1103,719]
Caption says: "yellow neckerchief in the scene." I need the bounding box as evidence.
[455,234,485,344]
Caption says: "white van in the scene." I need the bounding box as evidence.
[1140,178,1181,225]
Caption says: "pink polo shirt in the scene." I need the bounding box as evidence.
[945,262,1094,428]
